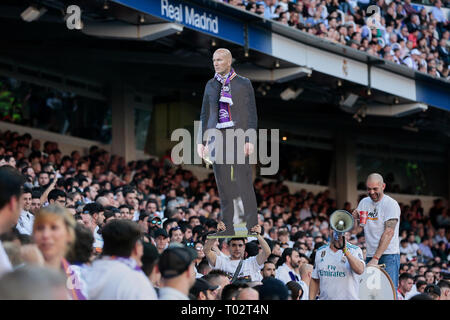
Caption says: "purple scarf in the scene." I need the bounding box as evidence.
[61,258,87,300]
[214,69,237,129]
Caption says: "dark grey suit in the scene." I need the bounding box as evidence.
[198,75,258,231]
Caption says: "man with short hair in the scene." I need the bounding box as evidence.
[202,270,230,300]
[276,248,301,284]
[124,188,138,221]
[82,203,105,251]
[37,171,50,188]
[158,246,197,300]
[261,261,276,279]
[204,224,271,282]
[137,212,149,234]
[397,273,414,300]
[424,269,435,284]
[30,191,41,215]
[437,280,450,300]
[154,228,170,254]
[189,278,219,300]
[0,166,26,276]
[48,189,66,206]
[169,226,184,244]
[353,173,401,292]
[85,220,157,299]
[16,188,34,235]
[119,204,133,220]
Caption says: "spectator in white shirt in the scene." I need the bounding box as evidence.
[397,272,414,300]
[0,166,25,277]
[86,220,157,299]
[431,0,446,23]
[81,203,105,252]
[276,248,302,284]
[158,245,198,300]
[261,261,276,279]
[204,224,271,282]
[16,188,34,236]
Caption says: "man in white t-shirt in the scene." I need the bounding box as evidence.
[353,173,401,293]
[0,166,25,277]
[309,229,365,300]
[204,224,271,282]
[16,188,34,235]
[275,248,301,284]
[85,220,157,299]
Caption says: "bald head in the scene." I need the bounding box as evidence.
[300,263,313,278]
[366,173,385,202]
[367,173,384,185]
[237,287,259,300]
[213,48,232,76]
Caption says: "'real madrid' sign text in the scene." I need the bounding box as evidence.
[161,0,218,34]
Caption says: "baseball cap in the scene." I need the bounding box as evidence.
[424,284,441,296]
[190,278,219,297]
[411,49,422,56]
[158,246,197,279]
[153,228,169,239]
[258,277,290,300]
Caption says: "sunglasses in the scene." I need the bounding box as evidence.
[150,220,162,225]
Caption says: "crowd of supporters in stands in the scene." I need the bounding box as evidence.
[0,129,448,300]
[220,0,449,79]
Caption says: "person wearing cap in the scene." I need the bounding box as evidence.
[189,278,219,300]
[85,220,157,300]
[424,283,441,300]
[153,228,169,254]
[158,246,198,300]
[258,277,290,300]
[204,224,271,282]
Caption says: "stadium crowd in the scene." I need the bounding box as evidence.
[220,0,450,80]
[0,130,448,300]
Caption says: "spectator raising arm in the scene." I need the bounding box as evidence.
[39,172,58,205]
[251,225,271,266]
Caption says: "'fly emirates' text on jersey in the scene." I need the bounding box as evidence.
[356,195,400,257]
[312,244,365,300]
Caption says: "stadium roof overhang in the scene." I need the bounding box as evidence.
[105,0,450,113]
[0,0,449,141]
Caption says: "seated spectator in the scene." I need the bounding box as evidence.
[158,246,197,300]
[85,219,157,299]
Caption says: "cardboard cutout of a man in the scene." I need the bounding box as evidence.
[196,48,258,236]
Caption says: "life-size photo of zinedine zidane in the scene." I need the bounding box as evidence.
[196,48,259,237]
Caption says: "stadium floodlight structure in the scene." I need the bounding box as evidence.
[363,103,428,117]
[82,21,183,41]
[280,87,304,101]
[20,6,47,22]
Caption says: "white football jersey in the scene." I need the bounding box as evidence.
[312,244,365,300]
